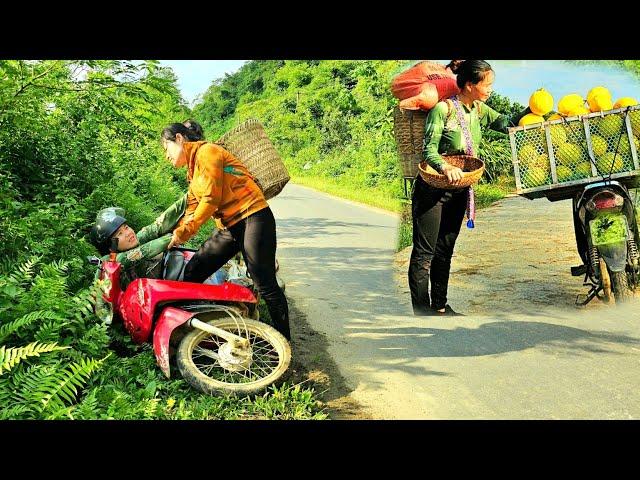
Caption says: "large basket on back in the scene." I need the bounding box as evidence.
[418,154,485,189]
[393,106,428,178]
[216,119,290,200]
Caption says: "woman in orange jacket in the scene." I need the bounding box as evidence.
[161,120,290,340]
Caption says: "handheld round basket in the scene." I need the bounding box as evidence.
[418,155,485,189]
[216,119,290,200]
[393,106,428,178]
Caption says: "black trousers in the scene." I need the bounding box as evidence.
[408,176,468,314]
[183,207,291,340]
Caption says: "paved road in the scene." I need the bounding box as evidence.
[269,184,640,419]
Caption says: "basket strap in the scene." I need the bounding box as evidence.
[451,96,477,229]
[451,96,475,156]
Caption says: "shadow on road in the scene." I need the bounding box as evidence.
[280,245,408,318]
[347,320,640,360]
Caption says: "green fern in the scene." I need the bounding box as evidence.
[12,364,56,404]
[74,389,100,419]
[0,377,11,405]
[36,355,108,412]
[0,310,64,343]
[0,257,14,275]
[0,404,32,420]
[141,398,161,419]
[35,320,69,343]
[39,260,69,280]
[71,288,97,321]
[44,404,77,420]
[75,324,109,356]
[0,342,68,375]
[8,257,40,286]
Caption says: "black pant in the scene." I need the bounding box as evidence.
[408,176,468,314]
[183,207,291,340]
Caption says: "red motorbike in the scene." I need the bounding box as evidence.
[89,248,291,396]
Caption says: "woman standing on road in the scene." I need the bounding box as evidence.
[162,120,291,340]
[409,60,529,316]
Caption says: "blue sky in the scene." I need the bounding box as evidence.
[160,60,247,106]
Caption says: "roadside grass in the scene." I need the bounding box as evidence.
[292,174,403,212]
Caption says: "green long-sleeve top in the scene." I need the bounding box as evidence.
[423,97,525,172]
[99,194,188,287]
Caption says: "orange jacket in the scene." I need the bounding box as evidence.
[172,141,268,243]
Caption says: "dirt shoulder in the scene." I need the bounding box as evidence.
[394,195,609,315]
[287,297,372,419]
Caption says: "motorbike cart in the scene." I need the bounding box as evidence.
[510,105,640,305]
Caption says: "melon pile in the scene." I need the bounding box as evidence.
[517,86,640,187]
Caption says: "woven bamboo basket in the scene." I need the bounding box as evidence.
[216,119,290,200]
[418,154,484,189]
[393,106,428,178]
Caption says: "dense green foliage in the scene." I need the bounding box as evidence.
[0,60,325,419]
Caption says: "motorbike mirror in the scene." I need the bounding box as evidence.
[87,256,102,266]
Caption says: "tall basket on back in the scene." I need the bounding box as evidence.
[393,106,428,197]
[216,119,290,200]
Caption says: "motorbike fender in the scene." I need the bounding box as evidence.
[598,243,628,273]
[153,307,194,379]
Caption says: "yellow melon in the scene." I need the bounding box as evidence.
[630,111,640,136]
[529,88,554,116]
[547,113,564,122]
[523,165,549,187]
[587,86,611,105]
[519,113,545,127]
[566,106,591,117]
[558,94,585,116]
[549,124,567,145]
[563,121,586,143]
[588,93,614,112]
[518,144,539,163]
[556,165,574,182]
[597,115,625,137]
[575,162,593,178]
[615,135,640,156]
[613,97,638,109]
[590,134,608,157]
[596,152,625,173]
[555,142,583,165]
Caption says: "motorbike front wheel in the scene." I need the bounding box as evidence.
[177,316,291,396]
[610,270,633,304]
